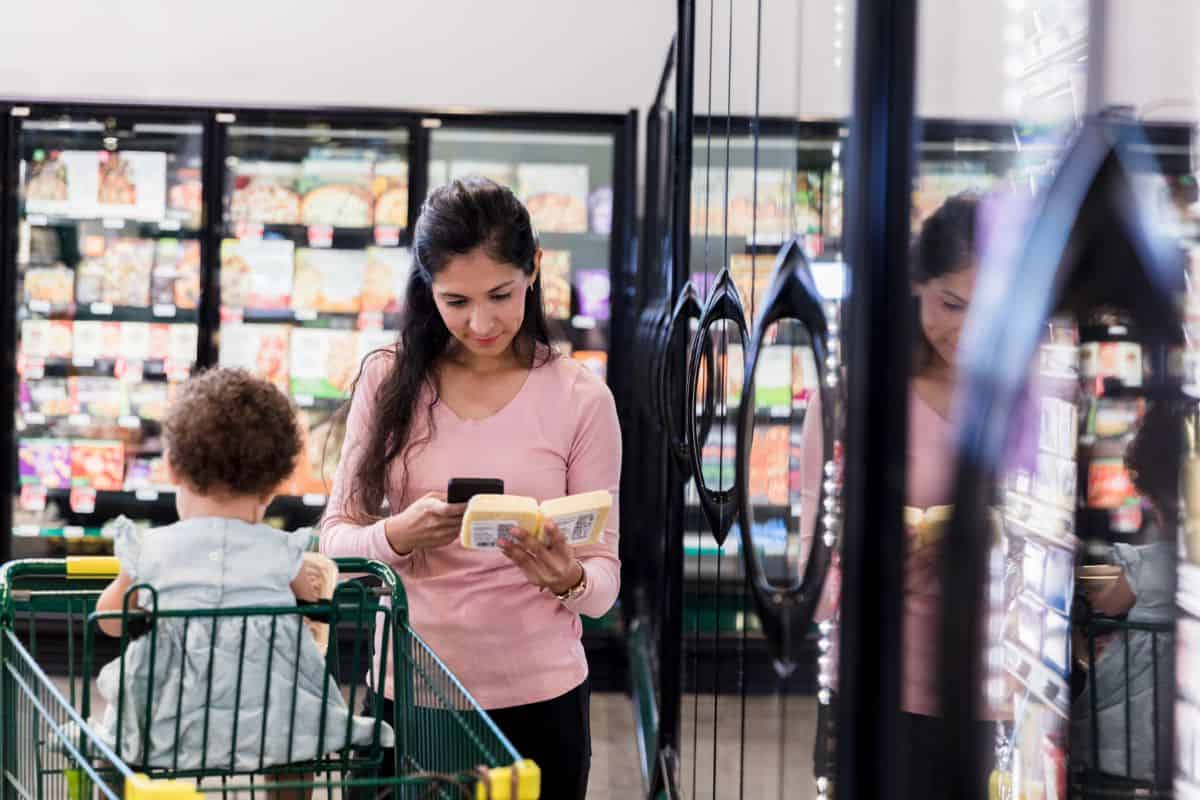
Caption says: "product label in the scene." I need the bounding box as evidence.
[469,519,519,549]
[552,511,599,545]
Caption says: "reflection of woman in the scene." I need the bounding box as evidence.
[320,178,620,799]
[801,193,999,791]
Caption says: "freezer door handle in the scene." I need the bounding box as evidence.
[659,281,715,471]
[735,237,836,668]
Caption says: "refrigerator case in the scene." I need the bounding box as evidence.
[8,106,208,551]
[214,113,416,518]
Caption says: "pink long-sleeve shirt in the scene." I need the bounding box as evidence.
[800,386,956,717]
[320,350,622,710]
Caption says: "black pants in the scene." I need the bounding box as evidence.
[363,681,591,800]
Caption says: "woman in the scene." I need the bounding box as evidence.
[321,177,621,799]
[803,192,999,793]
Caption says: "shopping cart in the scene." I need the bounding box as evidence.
[1070,613,1173,800]
[0,556,539,800]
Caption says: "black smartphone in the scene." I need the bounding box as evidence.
[447,477,505,504]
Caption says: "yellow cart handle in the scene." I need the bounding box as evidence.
[476,759,540,800]
[65,556,120,580]
[124,774,201,800]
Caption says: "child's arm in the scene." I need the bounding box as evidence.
[94,571,137,638]
[290,559,322,603]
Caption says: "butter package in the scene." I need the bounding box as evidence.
[461,490,612,550]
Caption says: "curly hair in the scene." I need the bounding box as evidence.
[164,368,302,498]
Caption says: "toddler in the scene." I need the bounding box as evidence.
[92,368,393,771]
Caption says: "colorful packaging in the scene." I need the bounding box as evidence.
[150,239,183,306]
[147,324,171,362]
[18,439,71,488]
[292,249,367,312]
[24,265,74,307]
[289,328,359,398]
[540,250,572,320]
[230,162,302,224]
[127,382,169,422]
[70,440,125,490]
[372,160,409,227]
[124,455,172,491]
[74,256,106,305]
[219,323,290,391]
[168,324,199,370]
[22,319,74,360]
[517,163,589,233]
[575,269,611,321]
[220,238,295,309]
[298,158,374,228]
[726,168,791,241]
[174,240,201,309]
[71,321,119,364]
[362,248,411,312]
[729,254,775,319]
[166,162,203,229]
[572,350,607,381]
[102,238,155,307]
[20,379,72,417]
[69,377,126,419]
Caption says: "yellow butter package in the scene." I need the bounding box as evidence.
[461,490,612,549]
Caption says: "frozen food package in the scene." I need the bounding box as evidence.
[124,455,172,491]
[794,171,823,236]
[292,249,367,313]
[24,265,74,307]
[372,159,409,227]
[230,161,302,224]
[588,186,613,235]
[166,162,203,228]
[540,250,572,320]
[118,322,152,363]
[286,409,344,497]
[127,382,169,421]
[729,254,775,319]
[21,379,72,418]
[449,161,516,190]
[71,321,118,364]
[151,239,182,306]
[23,153,70,209]
[517,163,589,233]
[22,319,74,360]
[75,257,106,305]
[69,376,126,420]
[174,240,201,309]
[168,324,199,369]
[18,439,71,488]
[95,151,168,221]
[102,238,155,307]
[146,324,171,362]
[70,440,125,491]
[298,158,374,227]
[572,350,607,381]
[575,269,611,321]
[289,328,359,398]
[362,247,411,312]
[219,322,291,391]
[726,168,791,241]
[220,238,295,309]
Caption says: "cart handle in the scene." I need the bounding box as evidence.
[476,759,541,800]
[66,556,120,579]
[125,773,201,800]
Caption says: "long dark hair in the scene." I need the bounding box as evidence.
[333,177,556,523]
[911,191,979,371]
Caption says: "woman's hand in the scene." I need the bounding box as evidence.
[499,519,584,595]
[383,492,466,556]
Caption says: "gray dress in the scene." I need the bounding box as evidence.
[92,517,393,770]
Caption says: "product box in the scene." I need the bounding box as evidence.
[22,319,74,360]
[127,382,169,422]
[794,171,824,236]
[118,322,151,363]
[572,350,607,381]
[726,167,791,241]
[540,250,572,320]
[74,255,105,305]
[151,238,200,307]
[124,455,172,492]
[1017,594,1044,655]
[147,324,171,363]
[20,379,72,418]
[220,238,295,309]
[1087,457,1136,510]
[1080,341,1143,387]
[168,324,199,370]
[25,150,166,221]
[754,345,793,409]
[18,439,71,488]
[285,409,344,497]
[298,158,374,228]
[1023,539,1047,597]
[588,186,613,235]
[230,162,302,224]
[448,161,515,189]
[70,440,125,490]
[517,163,589,233]
[372,159,409,227]
[792,346,819,407]
[575,269,611,321]
[1042,610,1070,675]
[220,323,291,391]
[24,265,74,307]
[362,247,411,312]
[70,321,119,365]
[290,328,358,398]
[729,254,775,319]
[102,238,155,307]
[292,249,367,312]
[1042,545,1074,614]
[69,377,126,419]
[174,240,201,309]
[166,162,203,229]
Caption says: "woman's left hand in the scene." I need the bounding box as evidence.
[498,520,584,596]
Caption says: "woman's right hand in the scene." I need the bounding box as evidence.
[383,492,466,556]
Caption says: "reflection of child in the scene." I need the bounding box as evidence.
[1070,401,1178,781]
[92,368,391,770]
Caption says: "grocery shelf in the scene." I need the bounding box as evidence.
[1004,639,1070,720]
[24,213,201,238]
[24,303,200,325]
[223,223,410,251]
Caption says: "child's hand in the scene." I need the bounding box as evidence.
[291,560,325,603]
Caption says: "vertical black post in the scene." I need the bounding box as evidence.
[609,110,639,414]
[837,4,918,800]
[408,116,430,233]
[0,110,18,566]
[198,112,226,370]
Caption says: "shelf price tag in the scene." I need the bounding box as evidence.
[152,304,177,318]
[118,415,142,429]
[102,218,125,230]
[307,225,334,248]
[294,394,315,408]
[135,488,160,502]
[571,315,597,330]
[89,302,114,316]
[357,311,384,331]
[220,306,245,324]
[19,484,47,512]
[293,309,319,322]
[302,493,327,507]
[159,218,181,232]
[14,525,41,538]
[69,486,97,514]
[26,214,48,227]
[64,525,85,539]
[20,356,45,380]
[23,412,46,426]
[235,222,264,241]
[28,300,51,314]
[374,226,401,247]
[114,358,144,383]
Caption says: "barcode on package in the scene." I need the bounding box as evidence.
[470,519,518,549]
[554,511,599,544]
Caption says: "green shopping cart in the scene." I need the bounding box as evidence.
[0,556,539,800]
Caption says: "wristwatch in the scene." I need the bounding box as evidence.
[555,560,588,602]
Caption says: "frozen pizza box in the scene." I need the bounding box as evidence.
[151,238,202,310]
[102,238,155,307]
[289,328,359,399]
[124,455,172,492]
[22,319,74,361]
[285,409,344,497]
[517,163,589,234]
[292,249,367,313]
[23,152,71,214]
[127,382,170,422]
[298,158,374,228]
[362,247,411,312]
[69,376,127,420]
[24,265,74,308]
[71,321,118,364]
[220,238,295,309]
[166,161,203,229]
[540,250,572,320]
[230,161,302,225]
[371,160,409,227]
[21,378,73,418]
[119,322,152,363]
[27,150,166,221]
[70,440,125,491]
[18,439,71,488]
[74,257,106,305]
[168,324,199,370]
[219,323,291,391]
